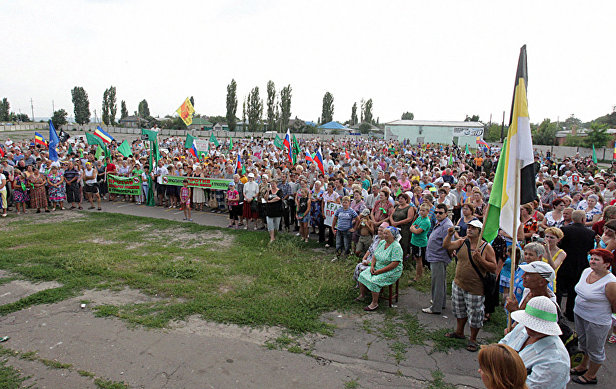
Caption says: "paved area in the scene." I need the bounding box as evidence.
[1,203,614,388]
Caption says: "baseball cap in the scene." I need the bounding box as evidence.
[442,183,451,188]
[468,220,483,229]
[518,261,555,284]
[247,173,255,178]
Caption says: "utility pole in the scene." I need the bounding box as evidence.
[30,98,34,121]
[500,111,505,142]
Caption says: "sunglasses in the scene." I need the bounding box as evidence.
[434,211,446,215]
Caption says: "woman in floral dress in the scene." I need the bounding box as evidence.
[46,165,66,210]
[13,171,30,214]
[28,169,49,213]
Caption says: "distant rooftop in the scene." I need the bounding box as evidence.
[386,120,483,127]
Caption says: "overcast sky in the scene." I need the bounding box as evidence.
[2,0,615,124]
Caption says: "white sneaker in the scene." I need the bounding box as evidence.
[325,244,330,248]
[295,233,300,236]
[244,225,248,230]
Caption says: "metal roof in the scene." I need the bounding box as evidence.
[385,120,483,127]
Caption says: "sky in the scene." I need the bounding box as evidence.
[1,0,615,125]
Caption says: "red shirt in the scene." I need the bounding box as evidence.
[105,163,116,173]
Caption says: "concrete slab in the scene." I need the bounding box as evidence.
[0,280,63,305]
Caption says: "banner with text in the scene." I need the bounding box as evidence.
[108,175,142,195]
[324,202,343,227]
[162,175,233,190]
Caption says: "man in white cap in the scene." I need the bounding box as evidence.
[505,261,557,313]
[443,218,496,352]
[499,296,570,389]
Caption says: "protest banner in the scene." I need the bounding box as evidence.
[162,175,233,190]
[323,202,343,227]
[108,175,141,195]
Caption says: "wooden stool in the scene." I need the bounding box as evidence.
[379,279,399,307]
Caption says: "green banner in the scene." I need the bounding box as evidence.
[162,175,232,190]
[108,175,142,195]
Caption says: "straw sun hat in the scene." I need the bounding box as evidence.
[511,296,561,336]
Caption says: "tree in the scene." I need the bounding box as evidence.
[359,122,372,134]
[401,112,414,120]
[321,92,334,124]
[138,99,150,118]
[532,118,558,145]
[246,87,263,132]
[364,98,373,124]
[465,114,480,122]
[51,109,68,129]
[484,123,505,142]
[14,113,30,122]
[280,85,292,132]
[242,97,247,133]
[563,114,582,130]
[120,100,128,119]
[226,79,238,131]
[101,89,110,125]
[108,86,117,125]
[265,80,276,132]
[351,103,358,125]
[0,98,10,121]
[71,86,91,125]
[584,122,610,148]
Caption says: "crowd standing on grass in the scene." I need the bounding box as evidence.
[2,131,616,387]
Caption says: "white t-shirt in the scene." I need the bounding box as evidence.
[0,173,6,193]
[84,168,97,184]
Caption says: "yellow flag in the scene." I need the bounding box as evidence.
[176,98,195,126]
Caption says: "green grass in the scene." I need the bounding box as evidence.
[0,212,361,333]
[94,378,129,389]
[344,378,360,389]
[0,360,29,389]
[426,369,455,389]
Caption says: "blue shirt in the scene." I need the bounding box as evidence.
[334,207,358,231]
[426,217,453,263]
[499,324,570,389]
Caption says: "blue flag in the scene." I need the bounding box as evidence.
[48,120,60,161]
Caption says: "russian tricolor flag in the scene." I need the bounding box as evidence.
[304,149,313,164]
[235,154,243,174]
[476,137,488,147]
[314,147,325,175]
[95,126,114,144]
[283,129,293,163]
[189,142,198,158]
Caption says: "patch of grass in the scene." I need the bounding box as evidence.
[344,378,360,389]
[78,370,96,378]
[0,359,29,389]
[389,341,407,363]
[39,358,72,369]
[428,329,467,353]
[94,378,129,389]
[19,351,37,361]
[426,369,455,389]
[399,313,429,345]
[0,213,358,333]
[287,345,303,353]
[380,317,399,340]
[361,319,374,334]
[482,306,507,343]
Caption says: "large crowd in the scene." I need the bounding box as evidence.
[1,130,616,388]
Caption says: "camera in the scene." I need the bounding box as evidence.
[531,235,544,243]
[454,226,461,232]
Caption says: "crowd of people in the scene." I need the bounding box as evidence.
[1,130,616,388]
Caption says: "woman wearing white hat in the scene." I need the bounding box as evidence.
[499,296,570,389]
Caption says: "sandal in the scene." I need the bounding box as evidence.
[78,206,83,210]
[444,332,466,340]
[466,341,479,352]
[364,305,379,312]
[571,375,597,385]
[354,296,366,302]
[570,368,588,376]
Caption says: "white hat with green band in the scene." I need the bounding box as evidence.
[511,296,562,336]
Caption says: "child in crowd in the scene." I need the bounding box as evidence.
[180,179,192,221]
[332,196,359,261]
[226,182,240,228]
[410,203,431,281]
[499,246,521,299]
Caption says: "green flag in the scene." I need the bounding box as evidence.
[465,144,470,155]
[482,139,507,242]
[86,132,104,147]
[229,137,233,151]
[185,133,195,148]
[68,144,73,155]
[448,155,453,166]
[209,133,219,147]
[95,145,104,160]
[592,144,598,164]
[274,134,283,149]
[118,140,132,157]
[141,128,158,142]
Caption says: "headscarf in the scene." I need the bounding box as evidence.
[386,226,401,242]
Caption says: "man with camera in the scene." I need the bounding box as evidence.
[422,203,453,315]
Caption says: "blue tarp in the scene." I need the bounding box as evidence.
[318,121,347,130]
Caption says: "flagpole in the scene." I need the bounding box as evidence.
[508,159,522,330]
